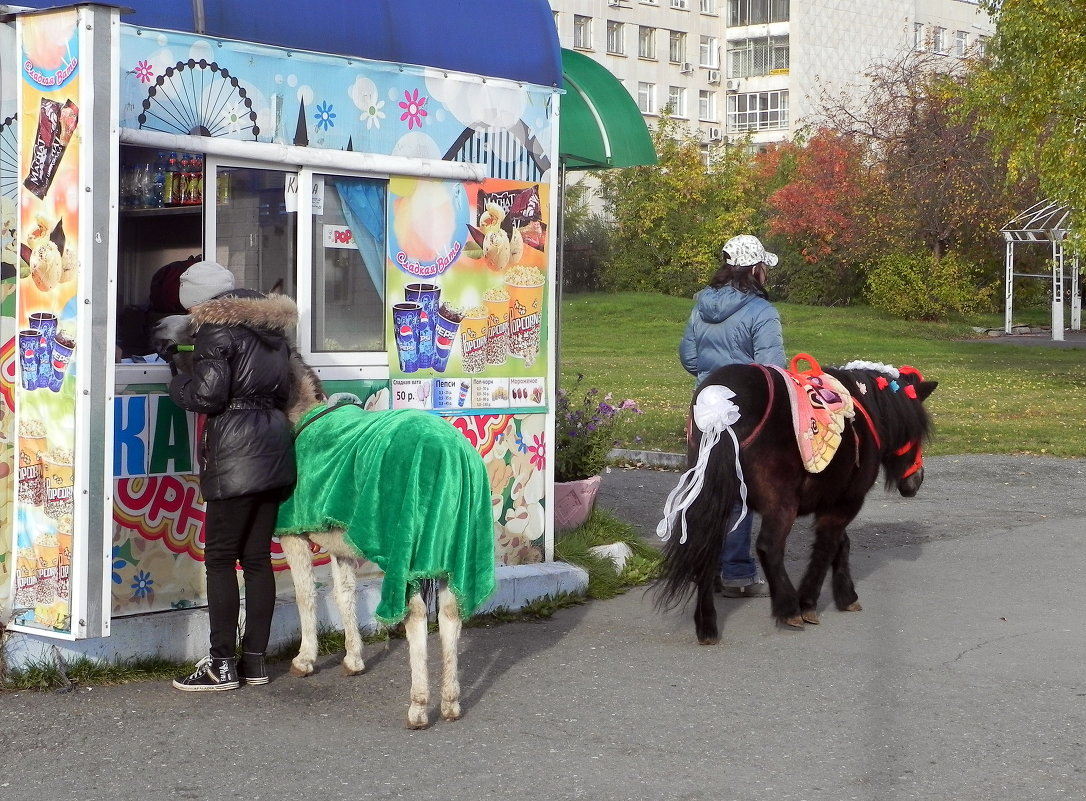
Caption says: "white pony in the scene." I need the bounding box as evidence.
[153,316,496,729]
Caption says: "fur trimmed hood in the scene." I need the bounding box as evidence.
[189,289,298,333]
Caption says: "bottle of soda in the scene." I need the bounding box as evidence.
[164,152,179,205]
[149,152,166,207]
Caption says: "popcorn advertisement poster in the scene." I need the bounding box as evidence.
[385,177,550,414]
[11,8,82,633]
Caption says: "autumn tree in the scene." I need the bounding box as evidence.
[595,112,757,297]
[815,48,1029,269]
[969,0,1086,247]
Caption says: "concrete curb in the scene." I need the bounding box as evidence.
[609,448,685,470]
[1,562,589,671]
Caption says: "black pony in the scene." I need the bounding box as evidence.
[655,360,937,644]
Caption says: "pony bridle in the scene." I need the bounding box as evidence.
[855,365,926,480]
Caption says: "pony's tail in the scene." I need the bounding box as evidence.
[653,427,741,612]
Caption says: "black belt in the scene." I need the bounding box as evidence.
[292,401,362,440]
[226,398,278,411]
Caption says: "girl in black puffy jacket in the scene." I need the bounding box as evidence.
[168,261,298,691]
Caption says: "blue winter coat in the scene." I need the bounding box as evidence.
[679,286,786,385]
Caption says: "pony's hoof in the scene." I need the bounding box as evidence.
[697,634,720,645]
[844,601,862,612]
[288,661,314,677]
[340,659,365,676]
[441,701,462,721]
[407,707,430,729]
[781,616,805,629]
[801,609,820,625]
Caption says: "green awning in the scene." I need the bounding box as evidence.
[560,49,657,171]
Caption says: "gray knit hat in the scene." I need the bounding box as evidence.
[178,260,236,309]
[722,234,778,268]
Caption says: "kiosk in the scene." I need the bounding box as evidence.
[0,1,595,664]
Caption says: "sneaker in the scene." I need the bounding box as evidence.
[172,656,240,692]
[719,580,769,598]
[238,652,269,686]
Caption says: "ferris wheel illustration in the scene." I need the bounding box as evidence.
[138,59,260,139]
[0,114,18,200]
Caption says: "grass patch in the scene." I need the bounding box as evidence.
[560,292,1086,457]
[554,507,663,600]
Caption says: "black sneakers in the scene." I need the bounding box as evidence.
[237,652,269,686]
[172,656,240,691]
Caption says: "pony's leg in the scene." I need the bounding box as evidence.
[280,535,319,677]
[755,506,804,628]
[437,583,463,721]
[830,532,862,613]
[692,577,720,645]
[330,554,365,675]
[797,509,862,623]
[404,592,430,729]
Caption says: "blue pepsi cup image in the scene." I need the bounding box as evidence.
[19,329,40,391]
[48,331,75,392]
[431,303,464,373]
[392,302,422,373]
[28,312,58,389]
[405,282,440,369]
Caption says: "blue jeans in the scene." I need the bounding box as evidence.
[719,501,759,585]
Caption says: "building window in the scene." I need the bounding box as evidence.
[955,30,969,58]
[698,89,717,121]
[728,0,790,26]
[728,35,789,77]
[671,0,689,9]
[670,31,687,63]
[637,82,657,114]
[727,90,789,132]
[914,22,925,51]
[701,0,717,13]
[699,35,719,68]
[607,21,625,55]
[574,15,592,50]
[932,26,947,54]
[975,35,988,57]
[638,26,656,59]
[668,86,687,117]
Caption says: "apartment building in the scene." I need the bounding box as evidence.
[551,1,994,150]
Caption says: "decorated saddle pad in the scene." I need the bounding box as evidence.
[770,354,855,473]
[275,404,496,624]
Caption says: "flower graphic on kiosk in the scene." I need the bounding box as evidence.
[399,88,428,130]
[361,99,386,129]
[314,101,336,131]
[135,60,154,83]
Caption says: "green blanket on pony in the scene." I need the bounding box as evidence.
[275,404,496,625]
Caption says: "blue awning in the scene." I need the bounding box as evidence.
[15,0,563,87]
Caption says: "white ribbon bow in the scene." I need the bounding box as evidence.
[656,385,748,544]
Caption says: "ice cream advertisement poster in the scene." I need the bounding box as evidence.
[11,9,82,633]
[385,177,550,413]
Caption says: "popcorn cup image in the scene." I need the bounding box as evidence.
[18,419,47,506]
[57,521,73,600]
[484,287,510,366]
[41,446,75,521]
[35,530,60,584]
[460,306,488,374]
[504,266,546,366]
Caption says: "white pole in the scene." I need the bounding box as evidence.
[1051,238,1065,341]
[1004,238,1013,334]
[1072,255,1082,331]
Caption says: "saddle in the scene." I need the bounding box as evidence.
[771,354,854,473]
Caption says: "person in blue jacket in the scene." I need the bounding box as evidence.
[679,234,786,597]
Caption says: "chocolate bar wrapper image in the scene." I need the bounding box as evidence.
[24,98,62,200]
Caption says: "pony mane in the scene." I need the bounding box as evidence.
[828,363,934,488]
[286,349,326,424]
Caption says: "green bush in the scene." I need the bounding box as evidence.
[864,250,995,321]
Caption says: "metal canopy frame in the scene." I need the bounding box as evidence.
[1001,201,1082,340]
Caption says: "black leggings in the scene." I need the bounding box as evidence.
[203,489,283,659]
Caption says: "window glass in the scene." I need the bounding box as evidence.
[214,167,295,298]
[310,175,387,352]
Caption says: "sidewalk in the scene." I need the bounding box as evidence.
[4,454,1085,801]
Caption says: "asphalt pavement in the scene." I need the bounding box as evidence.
[3,454,1085,801]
